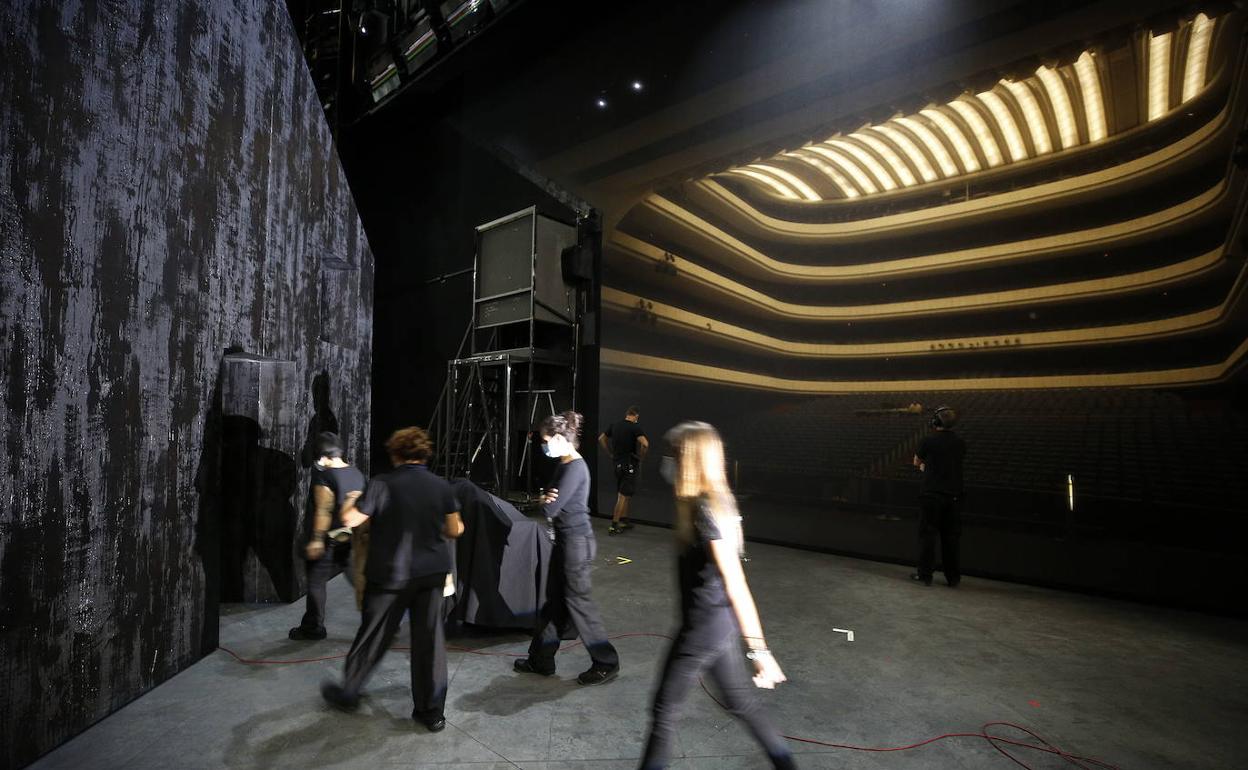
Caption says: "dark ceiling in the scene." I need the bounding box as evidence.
[337,0,1214,222]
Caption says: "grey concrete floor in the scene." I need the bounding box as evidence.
[30,519,1248,769]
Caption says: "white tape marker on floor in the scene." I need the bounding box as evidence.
[616,556,632,565]
[832,628,855,642]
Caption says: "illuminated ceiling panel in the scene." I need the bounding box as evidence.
[1148,31,1173,120]
[1074,51,1107,142]
[853,131,919,186]
[1183,13,1215,102]
[873,124,939,182]
[804,145,880,194]
[747,164,821,201]
[919,109,981,173]
[1002,80,1054,155]
[895,116,959,177]
[728,168,799,199]
[1036,66,1078,149]
[722,13,1221,201]
[826,138,898,191]
[784,151,858,198]
[949,99,1006,166]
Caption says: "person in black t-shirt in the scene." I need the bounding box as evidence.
[514,411,621,685]
[911,405,967,587]
[599,406,649,535]
[290,433,365,641]
[321,427,464,732]
[639,421,795,770]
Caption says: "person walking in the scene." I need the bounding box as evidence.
[513,410,621,686]
[639,421,795,770]
[320,427,464,732]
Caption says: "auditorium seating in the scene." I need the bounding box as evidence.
[725,389,1248,515]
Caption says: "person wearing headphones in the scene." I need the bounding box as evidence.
[912,406,967,587]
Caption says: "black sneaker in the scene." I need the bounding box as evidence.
[289,625,327,640]
[946,577,961,588]
[513,658,556,676]
[909,572,932,587]
[577,665,619,686]
[608,523,622,535]
[320,681,359,712]
[619,519,635,530]
[413,708,446,732]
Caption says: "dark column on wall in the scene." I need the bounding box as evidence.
[0,2,374,766]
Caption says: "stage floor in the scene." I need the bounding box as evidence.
[29,519,1248,769]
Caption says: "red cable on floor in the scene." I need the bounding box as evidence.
[218,632,1120,769]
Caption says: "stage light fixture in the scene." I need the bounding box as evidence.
[596,97,608,109]
[631,80,644,92]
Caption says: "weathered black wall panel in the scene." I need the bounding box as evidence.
[0,2,374,766]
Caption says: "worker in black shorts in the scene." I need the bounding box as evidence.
[911,405,967,587]
[599,406,649,535]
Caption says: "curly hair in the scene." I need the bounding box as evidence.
[385,426,433,463]
[539,410,584,448]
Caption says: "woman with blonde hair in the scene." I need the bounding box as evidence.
[639,421,795,770]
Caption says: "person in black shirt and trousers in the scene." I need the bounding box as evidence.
[514,410,621,685]
[640,421,795,770]
[290,432,365,640]
[321,427,465,731]
[599,406,650,535]
[912,406,967,587]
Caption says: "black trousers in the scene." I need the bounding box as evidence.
[640,608,793,769]
[917,492,961,582]
[342,574,447,715]
[300,540,351,631]
[528,532,619,670]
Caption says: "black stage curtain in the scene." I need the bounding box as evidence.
[447,480,553,630]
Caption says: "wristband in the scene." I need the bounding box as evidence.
[745,649,771,661]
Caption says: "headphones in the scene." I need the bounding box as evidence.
[932,405,955,428]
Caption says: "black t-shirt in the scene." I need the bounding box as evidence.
[313,465,366,528]
[678,498,731,621]
[543,458,592,536]
[604,419,646,462]
[916,430,966,496]
[356,464,460,587]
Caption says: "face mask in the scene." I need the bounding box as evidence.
[542,438,564,458]
[659,455,676,485]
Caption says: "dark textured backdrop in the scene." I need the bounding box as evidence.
[0,2,374,766]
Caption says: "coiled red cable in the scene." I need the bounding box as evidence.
[218,632,1120,769]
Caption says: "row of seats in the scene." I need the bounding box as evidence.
[721,389,1248,511]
